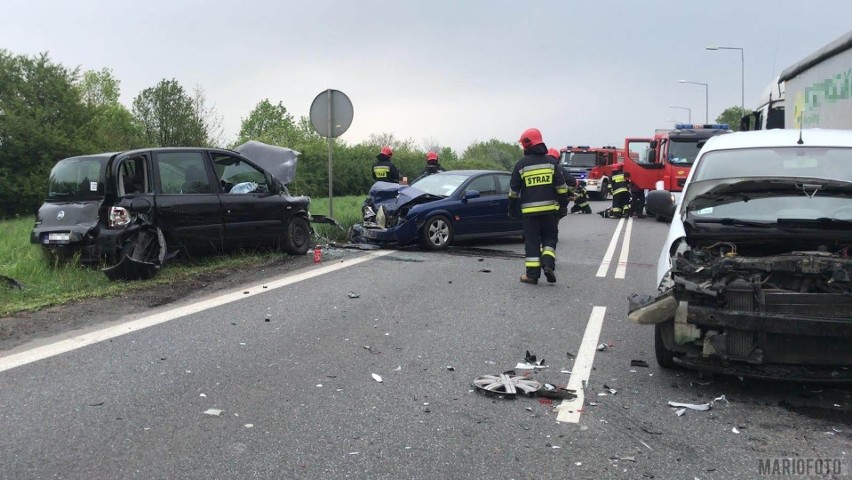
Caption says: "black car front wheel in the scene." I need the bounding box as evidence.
[283,215,311,255]
[421,215,453,250]
[654,321,681,369]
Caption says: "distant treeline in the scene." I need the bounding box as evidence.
[0,50,524,217]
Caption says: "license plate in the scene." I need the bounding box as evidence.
[47,232,70,243]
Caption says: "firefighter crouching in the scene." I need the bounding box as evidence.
[608,168,631,218]
[509,128,570,285]
[571,183,592,214]
[372,146,400,183]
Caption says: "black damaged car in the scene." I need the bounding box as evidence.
[31,141,326,280]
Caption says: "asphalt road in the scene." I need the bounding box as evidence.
[1,200,850,479]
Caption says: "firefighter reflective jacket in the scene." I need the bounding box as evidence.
[372,157,400,183]
[611,172,628,195]
[509,144,570,216]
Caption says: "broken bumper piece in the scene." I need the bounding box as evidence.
[349,219,418,246]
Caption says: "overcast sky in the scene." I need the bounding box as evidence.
[2,0,851,153]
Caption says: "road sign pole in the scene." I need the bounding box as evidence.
[327,89,333,219]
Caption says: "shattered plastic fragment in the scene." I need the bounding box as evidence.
[348,452,359,455]
[393,365,401,371]
[552,445,561,449]
[515,362,549,370]
[675,408,686,417]
[447,366,455,371]
[348,292,360,298]
[245,424,254,428]
[668,401,711,411]
[631,360,649,368]
[597,343,607,351]
[203,409,223,417]
[732,427,740,434]
[372,373,383,383]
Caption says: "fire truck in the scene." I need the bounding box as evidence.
[558,146,627,200]
[623,123,730,219]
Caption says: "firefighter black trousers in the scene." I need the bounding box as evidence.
[522,214,559,278]
[612,191,630,216]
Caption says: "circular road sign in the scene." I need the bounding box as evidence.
[310,89,353,138]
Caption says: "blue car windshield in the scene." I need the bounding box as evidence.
[410,173,470,197]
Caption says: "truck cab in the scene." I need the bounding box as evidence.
[624,124,731,219]
[559,146,626,200]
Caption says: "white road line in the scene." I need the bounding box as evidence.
[556,306,607,423]
[0,250,394,374]
[614,216,634,279]
[595,218,625,277]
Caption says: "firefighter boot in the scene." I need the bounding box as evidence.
[541,247,557,284]
[520,275,538,285]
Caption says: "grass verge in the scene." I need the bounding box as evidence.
[0,195,363,315]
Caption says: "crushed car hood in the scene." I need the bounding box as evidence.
[369,182,442,212]
[234,141,300,185]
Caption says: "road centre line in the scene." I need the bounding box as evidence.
[0,250,395,374]
[595,218,625,277]
[556,306,607,423]
[614,217,634,279]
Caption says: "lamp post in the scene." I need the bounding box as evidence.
[679,80,709,123]
[668,105,692,123]
[706,46,744,117]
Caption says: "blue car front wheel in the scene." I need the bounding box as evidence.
[421,215,453,250]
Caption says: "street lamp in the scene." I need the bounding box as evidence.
[669,105,692,123]
[706,46,744,117]
[679,80,709,123]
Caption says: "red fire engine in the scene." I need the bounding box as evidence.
[558,146,628,200]
[623,123,730,219]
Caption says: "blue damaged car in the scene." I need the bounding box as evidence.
[349,170,523,250]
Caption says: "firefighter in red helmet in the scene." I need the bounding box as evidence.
[413,151,446,183]
[372,146,400,183]
[509,128,570,284]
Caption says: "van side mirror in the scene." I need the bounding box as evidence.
[649,140,658,149]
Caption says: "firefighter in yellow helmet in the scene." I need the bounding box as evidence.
[509,129,570,284]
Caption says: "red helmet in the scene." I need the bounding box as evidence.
[519,128,543,149]
[380,146,393,157]
[547,148,560,159]
[426,151,438,162]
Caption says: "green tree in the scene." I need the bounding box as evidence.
[715,106,752,132]
[0,50,91,217]
[132,79,205,147]
[191,86,225,147]
[78,68,142,151]
[460,139,521,171]
[236,99,298,146]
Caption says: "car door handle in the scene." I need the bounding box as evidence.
[159,205,173,209]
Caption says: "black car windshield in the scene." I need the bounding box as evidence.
[564,152,597,168]
[47,157,106,200]
[409,173,471,197]
[668,140,700,165]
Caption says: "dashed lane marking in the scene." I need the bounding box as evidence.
[614,216,634,279]
[595,218,625,277]
[556,306,607,423]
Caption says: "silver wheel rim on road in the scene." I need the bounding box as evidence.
[473,374,542,395]
[428,219,449,246]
